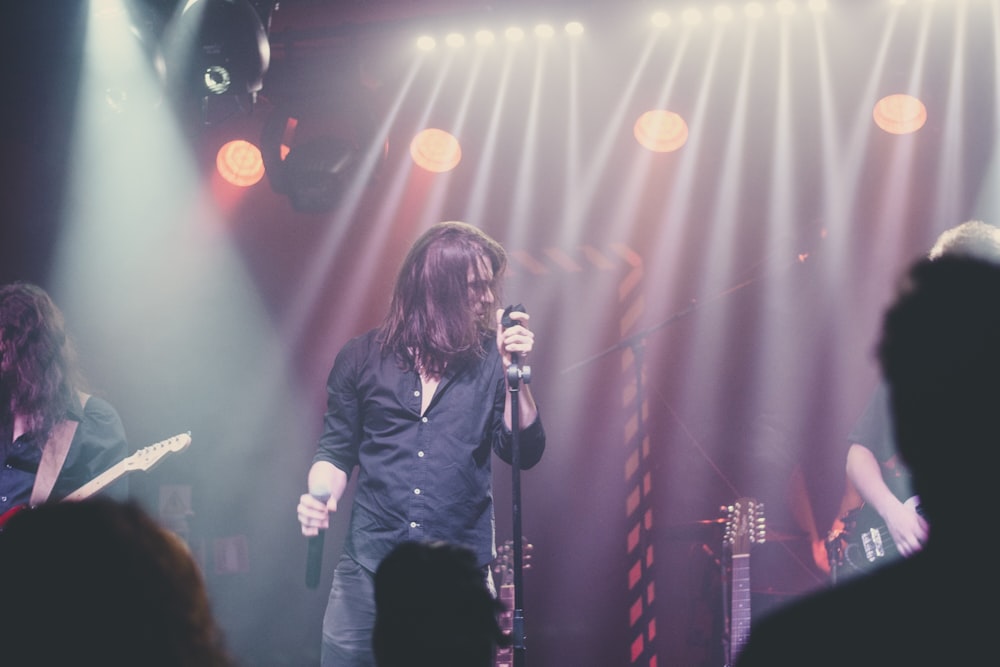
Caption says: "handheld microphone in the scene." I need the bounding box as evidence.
[501,303,525,330]
[305,491,331,589]
[501,304,531,386]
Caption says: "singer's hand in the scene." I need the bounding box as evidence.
[496,307,534,369]
[298,493,336,537]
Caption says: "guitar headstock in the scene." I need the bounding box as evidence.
[724,497,766,556]
[123,432,192,473]
[492,537,532,587]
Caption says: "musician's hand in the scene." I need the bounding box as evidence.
[496,307,534,369]
[884,496,928,557]
[297,493,336,537]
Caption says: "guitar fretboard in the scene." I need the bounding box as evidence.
[730,553,751,664]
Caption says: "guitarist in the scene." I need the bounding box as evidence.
[841,220,1000,569]
[0,282,128,523]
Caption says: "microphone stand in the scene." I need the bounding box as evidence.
[506,354,531,667]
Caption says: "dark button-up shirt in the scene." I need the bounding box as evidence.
[0,395,128,517]
[313,329,545,571]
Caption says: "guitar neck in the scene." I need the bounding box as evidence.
[730,553,751,665]
[61,458,129,502]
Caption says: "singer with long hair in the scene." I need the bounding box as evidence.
[296,221,546,667]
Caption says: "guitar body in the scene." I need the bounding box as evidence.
[0,433,191,531]
[492,538,531,667]
[831,502,905,578]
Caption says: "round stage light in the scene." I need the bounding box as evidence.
[410,129,462,173]
[634,110,689,153]
[873,94,927,135]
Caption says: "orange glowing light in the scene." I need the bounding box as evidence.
[410,128,462,173]
[873,94,927,135]
[216,139,265,187]
[634,110,689,153]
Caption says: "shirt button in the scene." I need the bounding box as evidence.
[421,417,428,423]
[418,451,425,458]
[413,390,420,396]
[414,488,421,495]
[410,521,418,528]
[0,496,6,502]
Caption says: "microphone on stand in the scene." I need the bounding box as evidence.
[502,304,529,385]
[305,489,331,589]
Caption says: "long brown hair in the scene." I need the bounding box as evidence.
[0,282,82,437]
[377,222,507,376]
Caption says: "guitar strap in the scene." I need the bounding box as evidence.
[29,392,91,506]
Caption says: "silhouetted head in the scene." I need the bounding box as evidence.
[373,540,508,667]
[0,498,234,667]
[928,219,1000,262]
[878,256,1000,532]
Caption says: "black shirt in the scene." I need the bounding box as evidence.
[313,330,546,571]
[0,394,128,516]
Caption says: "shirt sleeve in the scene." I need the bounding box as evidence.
[491,377,546,469]
[313,335,365,476]
[847,382,896,463]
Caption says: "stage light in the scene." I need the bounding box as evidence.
[776,1,798,16]
[410,129,462,173]
[873,94,927,135]
[808,0,829,12]
[416,35,437,51]
[713,5,735,22]
[565,21,584,36]
[535,24,556,39]
[745,2,765,18]
[162,0,270,103]
[505,26,526,42]
[682,9,704,26]
[445,33,466,48]
[260,88,386,212]
[475,29,496,45]
[651,12,672,28]
[634,110,689,153]
[216,139,265,187]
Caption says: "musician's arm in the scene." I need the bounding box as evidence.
[846,443,927,556]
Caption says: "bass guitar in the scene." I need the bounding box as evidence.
[723,497,766,667]
[830,498,922,578]
[0,432,192,529]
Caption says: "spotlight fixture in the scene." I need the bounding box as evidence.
[535,24,556,39]
[474,29,496,45]
[216,139,265,187]
[161,0,271,123]
[410,129,462,173]
[873,94,927,135]
[505,26,526,42]
[634,110,689,153]
[260,90,386,213]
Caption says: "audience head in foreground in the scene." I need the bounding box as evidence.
[737,255,1000,667]
[0,498,234,667]
[373,540,509,667]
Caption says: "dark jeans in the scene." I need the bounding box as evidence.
[321,553,376,667]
